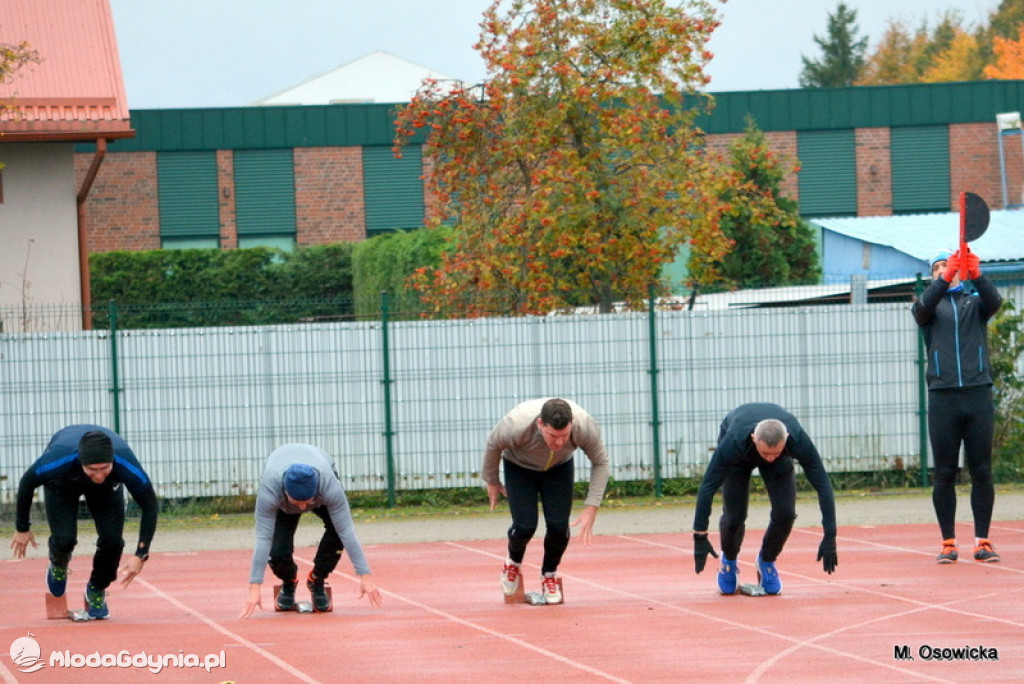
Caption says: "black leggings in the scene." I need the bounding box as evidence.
[267,506,345,582]
[928,386,996,540]
[719,461,797,563]
[503,458,574,575]
[44,480,126,591]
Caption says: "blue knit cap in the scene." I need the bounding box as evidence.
[283,463,318,501]
[929,248,954,269]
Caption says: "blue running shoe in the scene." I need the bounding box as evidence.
[757,554,782,595]
[84,583,109,619]
[717,558,738,595]
[47,563,68,598]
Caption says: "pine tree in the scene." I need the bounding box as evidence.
[799,3,868,88]
[688,118,820,291]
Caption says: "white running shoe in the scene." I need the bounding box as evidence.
[500,562,521,597]
[542,573,563,604]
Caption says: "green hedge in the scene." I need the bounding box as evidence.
[88,232,453,329]
[89,244,355,329]
[352,227,453,317]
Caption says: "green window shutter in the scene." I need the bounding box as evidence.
[234,149,296,237]
[157,152,219,240]
[797,129,857,217]
[363,145,424,234]
[891,126,950,214]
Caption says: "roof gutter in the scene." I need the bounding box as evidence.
[978,261,1024,275]
[76,137,106,330]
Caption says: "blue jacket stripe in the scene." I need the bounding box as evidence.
[36,453,79,476]
[114,455,150,486]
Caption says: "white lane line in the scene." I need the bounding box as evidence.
[135,577,321,684]
[313,552,634,684]
[441,540,988,683]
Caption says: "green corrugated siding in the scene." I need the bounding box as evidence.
[73,81,1024,154]
[96,103,409,152]
[699,80,1024,134]
[363,145,424,233]
[234,149,296,236]
[157,152,220,238]
[797,129,857,217]
[891,126,950,213]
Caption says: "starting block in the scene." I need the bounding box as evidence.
[525,591,547,605]
[273,584,332,613]
[45,593,93,622]
[739,583,767,597]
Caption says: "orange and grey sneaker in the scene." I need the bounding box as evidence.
[275,579,298,611]
[542,573,563,604]
[936,539,958,564]
[306,571,333,612]
[973,540,1000,563]
[500,561,521,597]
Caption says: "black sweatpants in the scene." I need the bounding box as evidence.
[502,458,574,575]
[267,506,345,582]
[719,459,798,563]
[44,479,126,591]
[928,386,996,540]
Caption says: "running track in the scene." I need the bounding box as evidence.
[2,520,1021,683]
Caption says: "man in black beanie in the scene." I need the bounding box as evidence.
[10,425,158,619]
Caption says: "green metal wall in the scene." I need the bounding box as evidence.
[157,151,220,239]
[75,81,1024,154]
[234,149,297,237]
[699,80,1024,134]
[891,126,951,214]
[362,145,425,233]
[797,129,857,217]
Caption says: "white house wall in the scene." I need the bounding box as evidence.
[0,143,81,317]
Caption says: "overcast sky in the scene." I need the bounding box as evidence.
[109,0,998,110]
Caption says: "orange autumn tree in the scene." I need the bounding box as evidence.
[0,39,39,91]
[1,40,41,171]
[394,0,732,316]
[984,24,1024,79]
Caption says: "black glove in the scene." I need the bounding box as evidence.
[694,533,719,574]
[817,533,837,574]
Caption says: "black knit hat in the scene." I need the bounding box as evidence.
[78,431,114,465]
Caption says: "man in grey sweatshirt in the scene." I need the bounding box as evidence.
[240,443,383,617]
[482,398,610,604]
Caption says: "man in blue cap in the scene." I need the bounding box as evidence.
[913,247,1003,563]
[240,443,384,617]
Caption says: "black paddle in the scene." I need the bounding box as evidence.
[959,191,990,280]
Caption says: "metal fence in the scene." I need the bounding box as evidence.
[1,278,1020,512]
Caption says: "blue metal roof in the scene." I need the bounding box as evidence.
[812,210,1024,265]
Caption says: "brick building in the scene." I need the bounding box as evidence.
[74,81,1024,256]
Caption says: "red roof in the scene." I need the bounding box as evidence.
[0,0,133,141]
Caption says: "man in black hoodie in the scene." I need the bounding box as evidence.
[691,403,837,596]
[11,425,158,618]
[912,248,1003,564]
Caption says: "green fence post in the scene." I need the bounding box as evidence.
[914,276,929,487]
[380,291,397,507]
[108,300,122,434]
[648,285,663,497]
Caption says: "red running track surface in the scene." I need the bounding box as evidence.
[2,520,1021,683]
